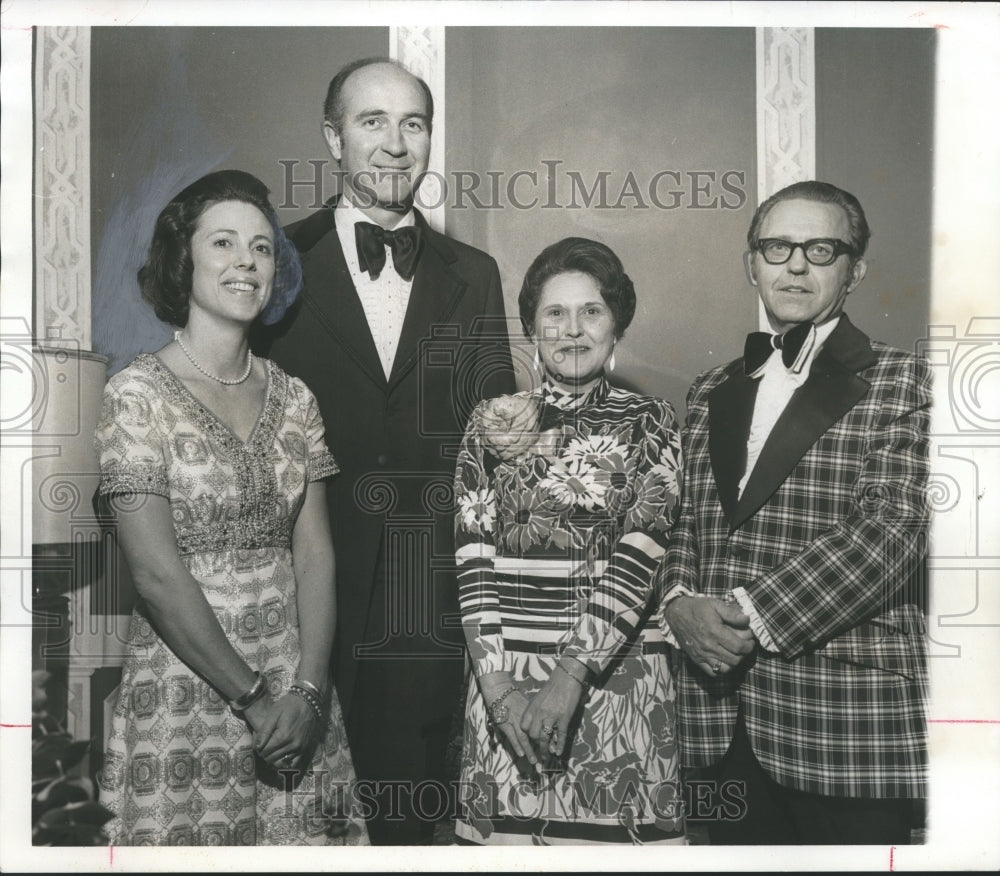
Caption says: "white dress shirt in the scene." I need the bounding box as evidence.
[335,198,417,380]
[730,317,840,651]
[737,317,839,498]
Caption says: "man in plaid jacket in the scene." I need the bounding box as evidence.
[657,181,930,844]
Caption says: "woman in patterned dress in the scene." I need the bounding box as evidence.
[95,170,367,845]
[453,237,686,844]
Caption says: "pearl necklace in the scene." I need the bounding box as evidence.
[174,330,253,385]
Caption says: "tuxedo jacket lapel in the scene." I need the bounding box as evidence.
[708,364,758,526]
[730,314,878,530]
[291,200,387,391]
[389,212,468,389]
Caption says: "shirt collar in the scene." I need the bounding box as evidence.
[749,315,842,380]
[336,196,415,231]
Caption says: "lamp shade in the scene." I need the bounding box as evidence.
[32,346,108,546]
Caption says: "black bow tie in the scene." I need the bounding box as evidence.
[744,321,816,375]
[354,221,422,281]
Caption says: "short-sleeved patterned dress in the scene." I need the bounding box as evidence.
[95,354,368,846]
[454,379,685,845]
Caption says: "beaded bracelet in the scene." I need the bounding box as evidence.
[288,683,326,727]
[228,672,267,713]
[288,688,324,727]
[293,678,324,701]
[288,682,324,713]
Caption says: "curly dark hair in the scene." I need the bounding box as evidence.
[518,237,636,340]
[139,169,302,327]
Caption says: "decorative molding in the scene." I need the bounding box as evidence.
[34,26,92,348]
[390,26,445,234]
[756,27,815,204]
[755,27,816,329]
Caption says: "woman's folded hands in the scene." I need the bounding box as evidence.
[480,671,539,771]
[245,693,321,770]
[520,657,587,760]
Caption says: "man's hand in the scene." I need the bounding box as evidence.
[665,596,755,676]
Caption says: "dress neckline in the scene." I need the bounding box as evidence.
[542,377,610,411]
[139,353,279,448]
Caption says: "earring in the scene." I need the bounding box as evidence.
[532,347,541,372]
[608,350,616,372]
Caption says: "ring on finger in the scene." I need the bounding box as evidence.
[711,660,722,673]
[541,721,555,737]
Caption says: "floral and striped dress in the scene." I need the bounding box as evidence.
[454,378,685,845]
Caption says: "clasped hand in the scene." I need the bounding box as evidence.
[665,595,755,676]
[481,664,584,771]
[520,664,583,763]
[244,693,321,770]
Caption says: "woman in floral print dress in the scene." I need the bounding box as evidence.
[96,171,366,846]
[453,237,685,844]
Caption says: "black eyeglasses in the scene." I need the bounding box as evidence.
[755,238,857,266]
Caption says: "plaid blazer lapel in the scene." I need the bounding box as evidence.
[732,315,878,529]
[707,364,757,527]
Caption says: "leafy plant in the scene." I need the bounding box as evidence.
[32,670,114,846]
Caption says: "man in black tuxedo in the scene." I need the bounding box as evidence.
[257,58,515,844]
